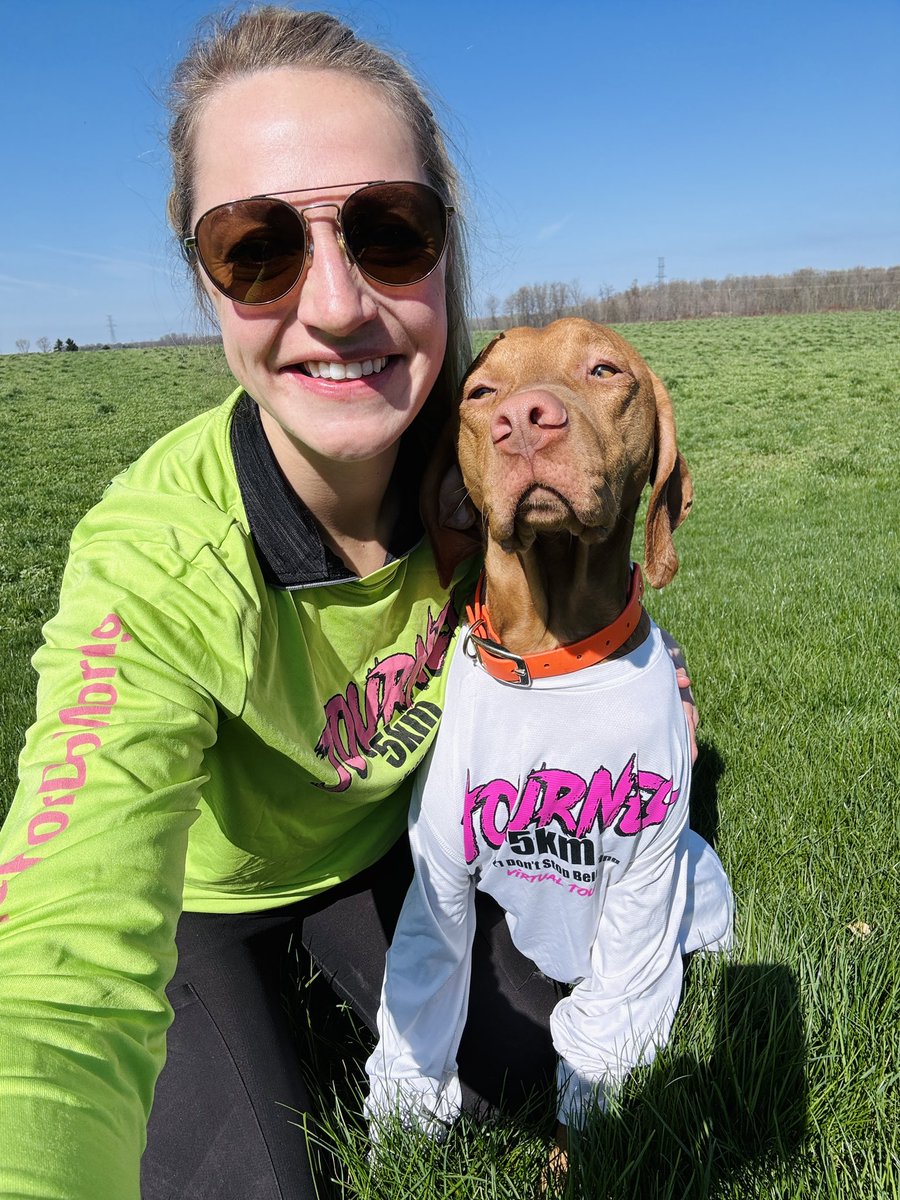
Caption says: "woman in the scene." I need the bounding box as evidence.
[0,9,567,1200]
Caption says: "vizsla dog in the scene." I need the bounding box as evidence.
[366,318,732,1179]
[448,316,692,648]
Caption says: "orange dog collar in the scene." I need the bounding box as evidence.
[464,563,645,687]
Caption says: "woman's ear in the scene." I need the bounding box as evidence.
[644,372,693,589]
[420,424,483,587]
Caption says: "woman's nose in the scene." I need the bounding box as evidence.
[293,214,377,336]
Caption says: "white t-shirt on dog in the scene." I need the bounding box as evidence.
[365,618,733,1130]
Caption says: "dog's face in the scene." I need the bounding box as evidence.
[455,318,692,586]
[459,319,655,552]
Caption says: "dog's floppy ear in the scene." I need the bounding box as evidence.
[420,423,483,588]
[644,371,693,589]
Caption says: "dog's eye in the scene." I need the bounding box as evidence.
[590,363,620,378]
[466,385,495,401]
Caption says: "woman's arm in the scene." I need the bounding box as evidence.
[0,525,248,1200]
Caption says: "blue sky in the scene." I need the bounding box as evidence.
[2,0,898,353]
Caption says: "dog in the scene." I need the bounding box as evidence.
[366,319,733,1167]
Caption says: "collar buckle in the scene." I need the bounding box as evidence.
[464,629,532,687]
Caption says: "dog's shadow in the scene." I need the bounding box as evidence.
[689,736,726,851]
[564,737,807,1199]
[565,957,807,1199]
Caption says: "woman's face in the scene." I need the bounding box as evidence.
[190,68,448,472]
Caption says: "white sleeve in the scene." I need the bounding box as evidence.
[364,804,475,1138]
[551,794,690,1126]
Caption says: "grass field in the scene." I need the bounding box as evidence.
[1,312,898,1197]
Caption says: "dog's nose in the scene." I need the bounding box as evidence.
[490,388,569,456]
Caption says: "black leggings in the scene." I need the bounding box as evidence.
[140,837,561,1199]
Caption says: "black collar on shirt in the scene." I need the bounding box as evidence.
[229,393,424,590]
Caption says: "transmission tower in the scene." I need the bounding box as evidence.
[657,257,666,287]
[107,315,117,343]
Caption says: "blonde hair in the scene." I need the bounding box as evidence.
[166,6,470,440]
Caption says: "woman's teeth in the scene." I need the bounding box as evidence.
[304,357,388,380]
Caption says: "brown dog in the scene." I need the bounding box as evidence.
[430,317,694,1175]
[369,319,732,1168]
[431,316,693,654]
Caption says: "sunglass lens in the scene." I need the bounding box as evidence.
[196,199,306,303]
[343,182,448,286]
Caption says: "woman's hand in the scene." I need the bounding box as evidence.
[660,629,699,763]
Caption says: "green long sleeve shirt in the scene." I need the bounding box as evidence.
[0,390,466,1198]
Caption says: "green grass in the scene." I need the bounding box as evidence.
[2,313,898,1197]
[0,343,232,792]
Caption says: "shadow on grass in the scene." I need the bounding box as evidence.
[567,959,807,1199]
[690,737,725,850]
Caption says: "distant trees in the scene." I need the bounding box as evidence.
[475,265,900,330]
[77,333,223,351]
[502,280,589,328]
[11,262,896,359]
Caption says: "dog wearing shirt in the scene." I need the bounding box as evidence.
[365,319,733,1160]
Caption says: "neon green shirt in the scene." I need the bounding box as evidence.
[0,390,469,1199]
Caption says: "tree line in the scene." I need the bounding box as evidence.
[15,337,80,353]
[476,264,900,330]
[11,333,224,354]
[11,265,899,355]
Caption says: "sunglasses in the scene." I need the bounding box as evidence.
[184,179,453,306]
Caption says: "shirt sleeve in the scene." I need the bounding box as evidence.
[0,522,251,1200]
[364,797,475,1138]
[551,787,690,1127]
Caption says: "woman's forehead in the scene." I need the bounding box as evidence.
[191,67,424,215]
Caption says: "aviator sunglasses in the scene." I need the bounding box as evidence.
[184,179,453,305]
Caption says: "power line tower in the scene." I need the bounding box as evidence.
[657,257,666,288]
[107,315,117,343]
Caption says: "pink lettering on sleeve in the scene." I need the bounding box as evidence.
[0,615,129,922]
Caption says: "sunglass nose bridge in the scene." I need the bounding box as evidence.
[296,201,351,271]
[296,200,342,222]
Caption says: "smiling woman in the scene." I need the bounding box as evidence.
[187,68,450,531]
[0,8,564,1200]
